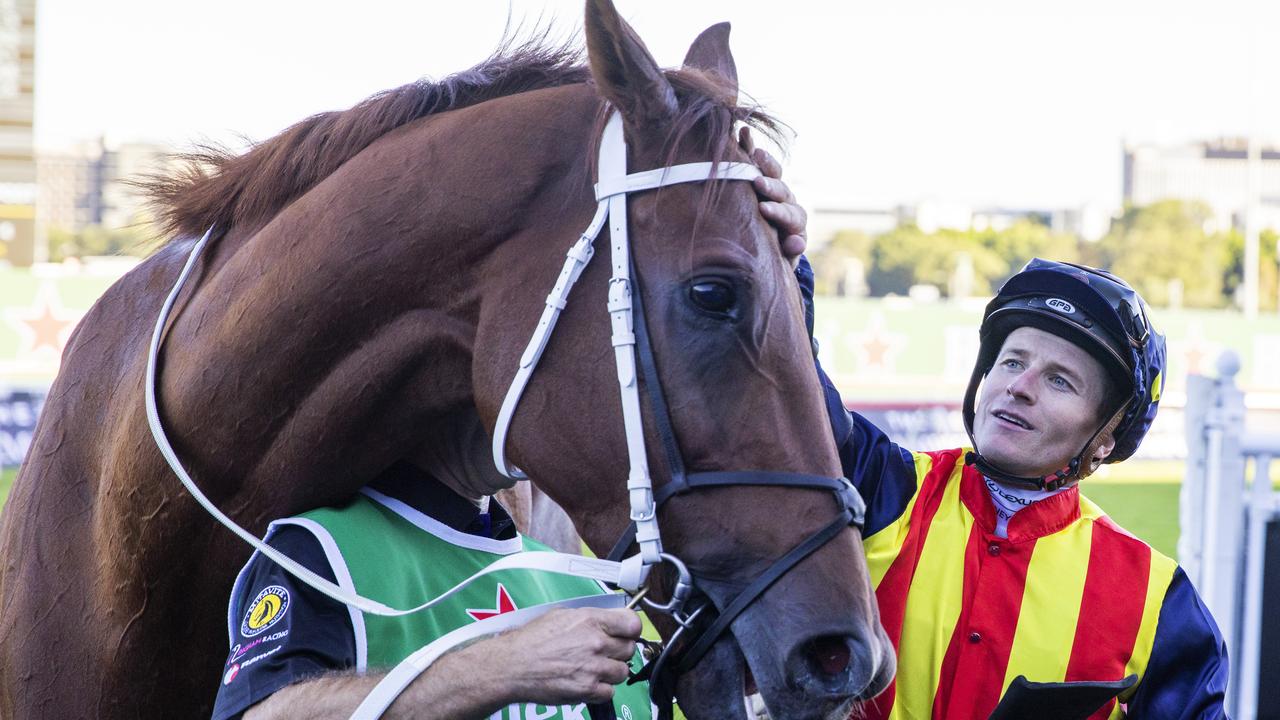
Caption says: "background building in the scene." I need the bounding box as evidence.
[0,0,35,266]
[810,200,1112,250]
[36,139,174,246]
[1125,139,1280,233]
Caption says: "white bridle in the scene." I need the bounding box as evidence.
[146,109,760,719]
[491,110,761,583]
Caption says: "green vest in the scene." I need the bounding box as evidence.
[286,488,653,720]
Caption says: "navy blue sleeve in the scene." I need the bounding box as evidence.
[1125,567,1229,719]
[795,255,818,346]
[212,526,358,720]
[797,255,917,537]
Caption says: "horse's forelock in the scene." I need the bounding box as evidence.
[582,66,785,230]
[663,68,783,167]
[663,68,785,232]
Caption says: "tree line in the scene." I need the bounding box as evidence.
[810,199,1280,311]
[44,198,1279,312]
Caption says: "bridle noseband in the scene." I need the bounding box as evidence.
[492,110,867,716]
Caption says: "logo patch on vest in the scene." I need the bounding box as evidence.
[1045,297,1076,315]
[241,585,290,637]
[467,583,519,621]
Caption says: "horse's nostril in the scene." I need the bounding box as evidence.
[803,635,852,678]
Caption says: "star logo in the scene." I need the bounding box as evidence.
[845,311,905,375]
[466,583,519,622]
[4,283,81,357]
[862,333,891,368]
[1171,320,1218,378]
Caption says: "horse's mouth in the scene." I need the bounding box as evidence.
[673,632,752,720]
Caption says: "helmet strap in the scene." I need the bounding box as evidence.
[965,451,1079,492]
[1074,403,1128,480]
[964,375,1131,492]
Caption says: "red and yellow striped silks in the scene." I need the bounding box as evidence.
[861,449,1177,720]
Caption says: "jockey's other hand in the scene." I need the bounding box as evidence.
[741,126,807,269]
[491,607,642,706]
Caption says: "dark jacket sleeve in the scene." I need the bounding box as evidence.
[1124,567,1229,719]
[797,256,917,537]
[211,526,359,720]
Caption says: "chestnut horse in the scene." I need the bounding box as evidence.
[0,2,892,718]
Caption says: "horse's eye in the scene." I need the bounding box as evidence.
[689,280,736,314]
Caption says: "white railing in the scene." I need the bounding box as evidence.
[1184,351,1278,719]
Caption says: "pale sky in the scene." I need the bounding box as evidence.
[33,0,1279,212]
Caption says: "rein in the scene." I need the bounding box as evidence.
[147,109,864,720]
[614,265,864,717]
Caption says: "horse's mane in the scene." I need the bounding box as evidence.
[141,36,780,242]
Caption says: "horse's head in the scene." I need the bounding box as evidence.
[476,2,894,717]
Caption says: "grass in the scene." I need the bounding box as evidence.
[0,467,14,509]
[1083,481,1180,557]
[1084,461,1182,557]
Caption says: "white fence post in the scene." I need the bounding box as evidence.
[1182,373,1213,586]
[1184,352,1249,717]
[1186,354,1248,624]
[1237,440,1277,720]
[1184,351,1280,719]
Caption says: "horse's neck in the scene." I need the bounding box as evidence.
[155,86,602,524]
[407,407,513,499]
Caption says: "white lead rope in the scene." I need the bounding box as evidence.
[145,230,636,618]
[150,109,760,720]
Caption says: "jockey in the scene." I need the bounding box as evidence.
[746,142,1228,717]
[787,251,1230,714]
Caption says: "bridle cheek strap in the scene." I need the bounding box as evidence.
[615,205,867,717]
[485,110,869,715]
[490,110,760,579]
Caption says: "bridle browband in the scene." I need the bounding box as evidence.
[147,108,865,720]
[491,110,866,717]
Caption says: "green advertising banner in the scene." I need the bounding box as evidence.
[1,263,137,387]
[813,295,1280,407]
[6,265,1276,399]
[3,265,1279,468]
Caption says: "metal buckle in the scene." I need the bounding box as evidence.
[641,553,697,618]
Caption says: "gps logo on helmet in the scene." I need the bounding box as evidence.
[1045,297,1075,314]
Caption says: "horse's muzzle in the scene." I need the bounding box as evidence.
[786,628,894,703]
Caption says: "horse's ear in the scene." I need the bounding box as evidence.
[682,22,738,98]
[585,0,677,127]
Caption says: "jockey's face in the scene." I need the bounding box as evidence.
[973,326,1115,482]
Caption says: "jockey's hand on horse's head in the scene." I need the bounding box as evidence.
[740,126,807,269]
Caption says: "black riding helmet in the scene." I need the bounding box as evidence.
[962,258,1167,490]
